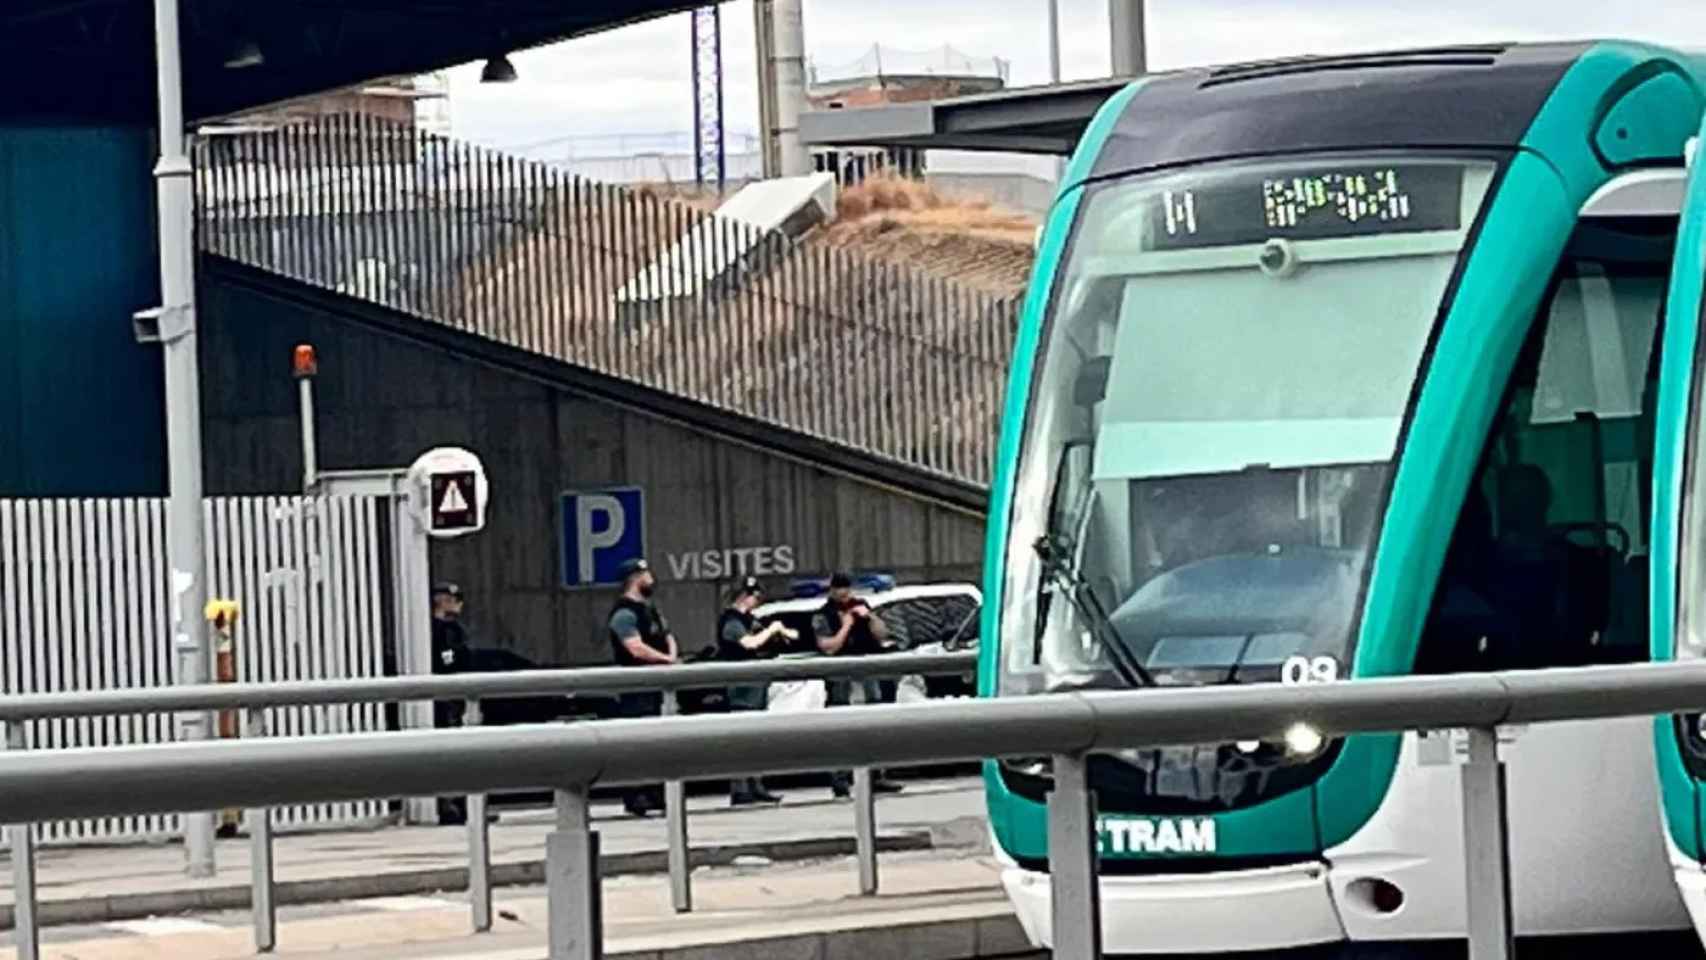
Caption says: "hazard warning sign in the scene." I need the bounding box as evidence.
[430,470,479,532]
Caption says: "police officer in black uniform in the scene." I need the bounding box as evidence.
[430,583,477,824]
[717,576,795,805]
[606,557,677,817]
[431,582,472,674]
[813,573,904,798]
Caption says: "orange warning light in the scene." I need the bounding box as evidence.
[293,344,318,379]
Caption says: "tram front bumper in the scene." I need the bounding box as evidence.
[1669,833,1706,945]
[1000,860,1344,954]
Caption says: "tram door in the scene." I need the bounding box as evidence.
[1419,204,1686,933]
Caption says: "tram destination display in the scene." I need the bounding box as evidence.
[1149,162,1465,250]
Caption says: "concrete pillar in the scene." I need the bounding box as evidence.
[771,0,810,176]
[752,0,780,179]
[1049,0,1065,181]
[1110,0,1147,76]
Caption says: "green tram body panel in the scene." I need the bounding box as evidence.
[979,40,1706,865]
[1654,109,1706,861]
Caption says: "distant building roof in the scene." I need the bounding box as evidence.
[810,44,1009,87]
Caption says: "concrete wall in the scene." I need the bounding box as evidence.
[198,276,986,668]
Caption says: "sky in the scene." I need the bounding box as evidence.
[439,0,1706,159]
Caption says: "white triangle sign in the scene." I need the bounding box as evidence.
[439,481,470,515]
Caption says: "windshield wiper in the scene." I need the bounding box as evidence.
[1033,531,1154,688]
[1223,635,1258,685]
[943,603,979,651]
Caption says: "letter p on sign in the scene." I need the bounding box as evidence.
[560,488,645,588]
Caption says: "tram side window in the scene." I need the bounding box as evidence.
[1418,219,1671,674]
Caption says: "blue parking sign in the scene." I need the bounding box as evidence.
[560,487,645,589]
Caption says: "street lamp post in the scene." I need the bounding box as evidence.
[146,0,216,878]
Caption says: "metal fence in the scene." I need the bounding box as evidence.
[0,650,978,958]
[0,496,390,844]
[8,658,1702,960]
[191,116,1022,488]
[811,44,1012,85]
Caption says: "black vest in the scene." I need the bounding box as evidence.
[717,607,758,662]
[431,617,471,674]
[817,600,879,656]
[609,597,669,667]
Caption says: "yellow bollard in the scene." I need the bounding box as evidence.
[205,600,243,837]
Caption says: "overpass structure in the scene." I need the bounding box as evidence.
[3,0,1020,509]
[1,1,716,126]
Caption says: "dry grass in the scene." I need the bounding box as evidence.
[814,174,1038,294]
[621,174,1039,295]
[831,174,1038,244]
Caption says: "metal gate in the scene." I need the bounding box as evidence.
[0,495,392,844]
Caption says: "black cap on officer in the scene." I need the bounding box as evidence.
[431,582,465,624]
[617,557,657,598]
[728,575,764,606]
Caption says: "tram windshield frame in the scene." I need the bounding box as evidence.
[998,152,1500,700]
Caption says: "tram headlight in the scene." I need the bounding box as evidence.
[1005,756,1053,778]
[1283,722,1325,758]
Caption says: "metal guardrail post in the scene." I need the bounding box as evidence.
[1047,752,1102,960]
[466,697,493,933]
[6,723,39,960]
[853,765,877,895]
[1462,727,1514,960]
[851,683,878,896]
[661,690,691,913]
[547,786,602,960]
[245,707,276,953]
[395,489,435,827]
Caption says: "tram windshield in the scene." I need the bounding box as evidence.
[1000,154,1498,698]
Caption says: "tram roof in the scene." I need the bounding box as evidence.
[803,41,1681,167]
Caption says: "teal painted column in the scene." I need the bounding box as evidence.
[0,124,164,496]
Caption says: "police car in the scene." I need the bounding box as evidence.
[750,575,980,712]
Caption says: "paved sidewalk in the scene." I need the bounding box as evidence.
[0,851,1027,960]
[0,779,987,930]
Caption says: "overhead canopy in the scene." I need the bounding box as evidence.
[799,77,1130,155]
[2,0,710,125]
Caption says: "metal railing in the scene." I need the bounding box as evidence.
[0,650,975,959]
[8,658,1694,959]
[190,116,1022,489]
